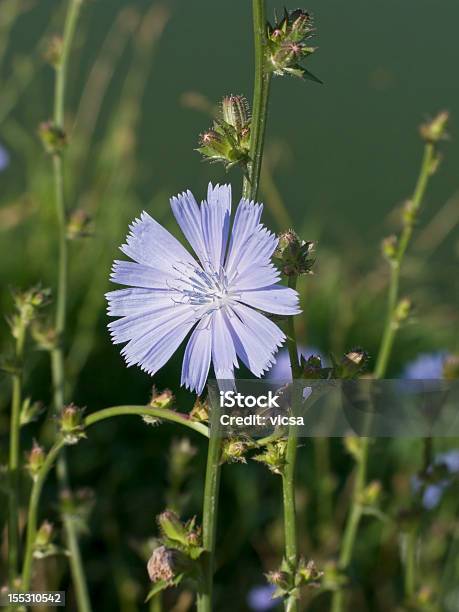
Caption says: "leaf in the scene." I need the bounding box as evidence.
[145,574,184,602]
[301,68,323,84]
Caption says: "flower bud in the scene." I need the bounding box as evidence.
[253,440,287,475]
[266,9,320,82]
[300,354,327,379]
[266,569,290,591]
[197,95,251,170]
[43,36,63,68]
[150,387,174,409]
[344,436,364,462]
[297,558,323,587]
[11,286,51,334]
[67,210,93,240]
[35,520,54,549]
[358,480,382,506]
[393,297,412,326]
[274,230,315,276]
[38,121,67,155]
[20,398,45,426]
[381,235,398,262]
[221,438,248,464]
[419,111,449,143]
[157,511,189,546]
[336,348,369,379]
[190,397,209,422]
[221,95,250,134]
[26,441,45,480]
[58,404,86,444]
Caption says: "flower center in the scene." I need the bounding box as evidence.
[171,261,235,311]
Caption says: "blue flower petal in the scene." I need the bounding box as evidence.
[181,313,213,394]
[237,285,301,316]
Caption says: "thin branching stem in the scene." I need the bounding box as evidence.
[8,323,26,586]
[331,141,437,612]
[47,0,91,609]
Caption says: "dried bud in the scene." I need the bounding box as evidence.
[58,404,86,444]
[26,441,45,480]
[38,121,67,155]
[419,111,449,143]
[221,438,248,464]
[274,230,315,276]
[20,398,45,426]
[221,95,250,133]
[300,354,329,379]
[266,569,290,591]
[443,355,459,380]
[266,9,320,82]
[147,546,177,583]
[67,210,93,240]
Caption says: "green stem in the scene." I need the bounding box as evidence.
[21,439,66,591]
[243,0,272,201]
[404,532,416,600]
[19,404,208,590]
[332,142,436,612]
[84,406,209,438]
[374,143,434,378]
[197,415,222,612]
[8,323,26,586]
[47,1,91,609]
[283,274,300,611]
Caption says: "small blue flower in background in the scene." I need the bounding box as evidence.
[411,449,459,509]
[106,183,300,394]
[0,143,10,171]
[402,352,447,380]
[247,584,281,611]
[267,345,323,381]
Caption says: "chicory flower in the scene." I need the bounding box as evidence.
[106,184,300,394]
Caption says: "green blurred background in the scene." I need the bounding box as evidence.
[1,0,458,610]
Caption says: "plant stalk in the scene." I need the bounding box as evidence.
[331,141,436,612]
[197,414,222,612]
[47,0,91,609]
[8,323,26,586]
[283,274,301,611]
[243,0,272,201]
[21,439,66,591]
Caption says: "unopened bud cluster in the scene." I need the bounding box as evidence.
[67,210,93,240]
[26,440,46,480]
[58,404,86,444]
[267,556,323,601]
[146,510,204,598]
[274,230,315,276]
[10,286,51,336]
[197,95,251,171]
[253,439,287,475]
[38,121,67,155]
[266,9,320,81]
[419,111,449,143]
